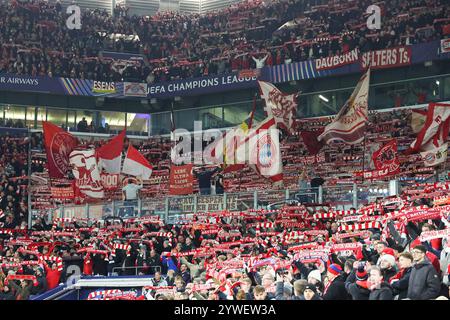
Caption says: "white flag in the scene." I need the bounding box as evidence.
[69,149,104,198]
[258,80,298,134]
[235,117,283,184]
[421,143,448,167]
[318,68,370,145]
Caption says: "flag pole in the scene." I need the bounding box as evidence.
[362,129,367,184]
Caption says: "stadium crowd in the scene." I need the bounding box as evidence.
[0,134,29,231]
[0,181,449,300]
[0,0,448,83]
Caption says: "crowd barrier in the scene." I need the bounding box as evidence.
[38,180,415,223]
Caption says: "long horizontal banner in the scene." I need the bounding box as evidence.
[0,71,264,100]
[0,41,448,99]
[270,39,448,83]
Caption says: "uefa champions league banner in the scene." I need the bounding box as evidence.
[0,71,264,99]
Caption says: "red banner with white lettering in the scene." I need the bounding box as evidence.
[50,185,75,200]
[169,164,194,195]
[360,46,412,70]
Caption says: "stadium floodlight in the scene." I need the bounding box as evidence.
[319,95,329,102]
[436,80,440,86]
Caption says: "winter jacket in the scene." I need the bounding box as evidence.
[369,283,394,300]
[30,275,47,295]
[440,248,450,277]
[0,289,15,300]
[390,267,411,300]
[323,275,349,300]
[44,264,62,290]
[9,281,32,300]
[180,270,191,284]
[407,258,441,300]
[92,254,108,276]
[161,255,178,272]
[345,271,370,300]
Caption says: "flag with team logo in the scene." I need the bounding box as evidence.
[420,143,448,167]
[43,121,79,178]
[258,80,298,134]
[235,117,283,184]
[372,139,400,174]
[69,149,104,199]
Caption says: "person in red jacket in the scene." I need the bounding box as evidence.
[83,253,93,276]
[42,261,62,290]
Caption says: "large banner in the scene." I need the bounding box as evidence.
[169,164,194,195]
[50,185,75,201]
[360,46,412,70]
[43,122,79,179]
[178,195,238,212]
[315,48,359,71]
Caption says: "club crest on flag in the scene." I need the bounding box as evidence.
[256,134,275,169]
[51,132,77,176]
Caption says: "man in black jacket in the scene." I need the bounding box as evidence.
[368,266,394,300]
[391,252,413,300]
[345,263,371,300]
[407,245,441,300]
[323,264,349,300]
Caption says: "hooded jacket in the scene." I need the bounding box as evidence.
[407,258,441,300]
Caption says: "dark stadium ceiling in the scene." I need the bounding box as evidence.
[55,0,246,15]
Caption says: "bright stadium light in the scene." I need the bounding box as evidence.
[436,80,440,86]
[319,95,329,102]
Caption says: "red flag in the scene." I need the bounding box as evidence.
[122,145,153,179]
[300,128,325,155]
[97,129,125,174]
[43,121,79,178]
[372,139,400,173]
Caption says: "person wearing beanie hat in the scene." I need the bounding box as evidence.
[391,252,413,300]
[307,269,324,293]
[323,264,349,300]
[407,245,441,300]
[303,284,322,300]
[378,253,398,282]
[345,262,371,300]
